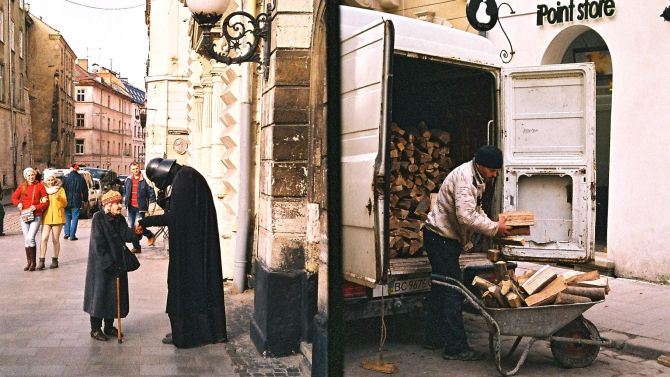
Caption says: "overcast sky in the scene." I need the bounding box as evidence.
[26,0,148,89]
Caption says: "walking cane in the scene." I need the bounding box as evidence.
[116,276,123,344]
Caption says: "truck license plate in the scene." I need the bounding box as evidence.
[387,277,431,295]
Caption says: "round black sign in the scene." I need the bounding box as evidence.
[466,0,499,32]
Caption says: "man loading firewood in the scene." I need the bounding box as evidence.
[423,145,512,361]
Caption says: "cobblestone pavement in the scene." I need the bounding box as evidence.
[0,204,306,377]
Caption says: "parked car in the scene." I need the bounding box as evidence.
[47,169,100,218]
[80,167,119,192]
[117,175,128,196]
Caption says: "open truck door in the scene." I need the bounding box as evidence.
[340,20,394,288]
[501,63,596,263]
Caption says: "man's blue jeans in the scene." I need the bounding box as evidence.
[64,207,80,238]
[423,228,468,355]
[127,206,154,249]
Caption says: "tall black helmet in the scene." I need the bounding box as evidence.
[146,157,177,189]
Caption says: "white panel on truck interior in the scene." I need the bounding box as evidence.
[340,20,393,287]
[501,63,596,263]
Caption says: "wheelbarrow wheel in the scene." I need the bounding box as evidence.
[550,316,600,368]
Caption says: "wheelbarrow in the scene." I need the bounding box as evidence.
[431,274,611,376]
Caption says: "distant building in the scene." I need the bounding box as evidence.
[0,1,32,189]
[73,59,134,175]
[26,14,76,170]
[121,80,146,166]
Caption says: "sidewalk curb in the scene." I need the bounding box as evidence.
[601,330,670,360]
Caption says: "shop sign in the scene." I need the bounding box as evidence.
[537,0,616,26]
[466,0,499,32]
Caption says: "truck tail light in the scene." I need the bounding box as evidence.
[343,281,367,299]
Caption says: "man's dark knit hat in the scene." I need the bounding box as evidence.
[474,145,503,169]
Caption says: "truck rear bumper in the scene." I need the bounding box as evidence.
[344,293,425,321]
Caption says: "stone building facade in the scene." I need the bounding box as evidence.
[73,60,134,175]
[26,14,76,171]
[0,0,32,190]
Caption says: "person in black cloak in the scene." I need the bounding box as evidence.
[139,158,228,348]
[83,190,143,341]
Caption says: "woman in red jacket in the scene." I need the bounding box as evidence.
[11,167,49,271]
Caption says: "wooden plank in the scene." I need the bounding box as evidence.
[495,236,525,246]
[500,211,534,226]
[525,276,567,307]
[564,270,600,284]
[507,226,530,236]
[521,265,556,295]
[573,277,610,294]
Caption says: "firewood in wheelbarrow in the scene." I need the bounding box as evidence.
[472,276,496,292]
[564,286,606,301]
[525,276,568,307]
[494,261,509,282]
[522,265,557,295]
[505,292,523,308]
[553,292,592,304]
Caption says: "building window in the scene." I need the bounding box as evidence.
[0,13,4,43]
[76,113,84,127]
[18,30,23,58]
[107,118,110,131]
[76,89,85,101]
[0,64,4,103]
[75,139,84,154]
[9,20,13,51]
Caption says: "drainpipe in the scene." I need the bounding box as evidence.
[8,0,17,187]
[232,0,256,294]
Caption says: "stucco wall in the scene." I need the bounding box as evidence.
[486,0,670,281]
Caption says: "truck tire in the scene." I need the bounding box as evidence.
[550,316,600,368]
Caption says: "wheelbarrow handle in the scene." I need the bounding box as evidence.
[431,274,522,377]
[430,274,487,311]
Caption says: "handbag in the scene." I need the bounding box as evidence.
[20,185,36,223]
[123,246,141,272]
[20,210,35,223]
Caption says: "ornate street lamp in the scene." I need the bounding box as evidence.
[187,0,273,78]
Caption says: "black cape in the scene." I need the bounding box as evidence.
[83,212,139,318]
[141,166,227,348]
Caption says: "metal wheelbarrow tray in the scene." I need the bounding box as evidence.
[431,274,611,376]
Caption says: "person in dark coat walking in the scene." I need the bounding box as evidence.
[123,161,156,253]
[140,158,227,348]
[83,190,142,341]
[62,163,88,241]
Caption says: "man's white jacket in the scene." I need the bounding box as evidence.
[425,160,498,250]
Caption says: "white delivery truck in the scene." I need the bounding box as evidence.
[340,6,596,320]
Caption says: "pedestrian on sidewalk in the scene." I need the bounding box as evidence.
[123,161,156,254]
[62,163,88,241]
[83,190,143,341]
[38,170,67,270]
[11,167,49,271]
[423,145,511,361]
[0,180,6,236]
[140,158,228,348]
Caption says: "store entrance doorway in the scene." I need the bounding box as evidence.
[543,27,612,252]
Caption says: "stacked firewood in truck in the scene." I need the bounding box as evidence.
[388,122,452,258]
[472,262,610,308]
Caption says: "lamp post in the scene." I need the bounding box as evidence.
[187,0,273,80]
